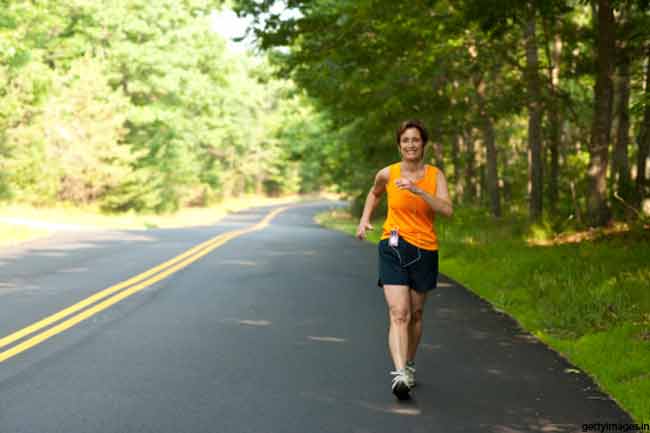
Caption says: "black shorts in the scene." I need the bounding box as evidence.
[377,238,439,293]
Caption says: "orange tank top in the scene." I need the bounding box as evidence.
[381,163,438,251]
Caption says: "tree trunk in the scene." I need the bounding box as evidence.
[483,115,501,217]
[426,120,445,169]
[451,133,463,199]
[475,78,501,217]
[544,20,562,215]
[468,37,501,217]
[637,48,650,206]
[613,45,632,203]
[613,3,633,213]
[476,164,480,206]
[432,140,444,170]
[524,3,544,221]
[587,0,615,226]
[464,131,477,204]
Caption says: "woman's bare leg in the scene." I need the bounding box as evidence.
[383,284,411,370]
[407,290,427,362]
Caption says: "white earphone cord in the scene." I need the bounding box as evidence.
[389,164,423,268]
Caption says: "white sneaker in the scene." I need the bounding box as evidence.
[404,363,416,388]
[390,369,411,400]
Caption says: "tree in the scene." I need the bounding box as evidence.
[523,1,544,220]
[587,0,615,226]
[6,56,136,205]
[636,47,650,207]
[2,0,333,211]
[542,15,563,213]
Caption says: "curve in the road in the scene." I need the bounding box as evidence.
[0,207,288,363]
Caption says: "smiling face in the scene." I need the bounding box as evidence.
[398,127,425,162]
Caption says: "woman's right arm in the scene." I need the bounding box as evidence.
[356,167,389,240]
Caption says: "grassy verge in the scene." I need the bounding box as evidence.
[0,193,331,248]
[315,207,650,424]
[0,223,51,247]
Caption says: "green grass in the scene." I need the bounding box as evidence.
[0,223,51,247]
[315,207,650,424]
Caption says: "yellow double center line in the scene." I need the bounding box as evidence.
[0,207,288,363]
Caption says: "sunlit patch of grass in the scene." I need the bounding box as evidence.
[316,206,650,423]
[314,209,383,243]
[0,223,51,247]
[546,325,650,421]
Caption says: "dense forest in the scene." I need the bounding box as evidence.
[236,0,650,228]
[0,0,336,213]
[1,0,649,229]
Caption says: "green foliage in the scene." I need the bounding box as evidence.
[3,56,135,205]
[1,1,336,212]
[238,0,479,196]
[234,0,650,227]
[434,209,650,344]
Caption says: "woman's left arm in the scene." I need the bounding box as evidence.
[396,169,453,217]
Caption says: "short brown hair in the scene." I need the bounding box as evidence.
[396,120,428,146]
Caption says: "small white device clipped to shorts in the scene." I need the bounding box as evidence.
[389,227,399,247]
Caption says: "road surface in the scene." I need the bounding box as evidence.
[0,202,635,433]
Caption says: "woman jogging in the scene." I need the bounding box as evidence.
[356,119,453,400]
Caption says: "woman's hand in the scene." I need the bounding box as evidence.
[356,221,374,240]
[395,178,422,195]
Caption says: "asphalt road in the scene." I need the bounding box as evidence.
[0,202,635,433]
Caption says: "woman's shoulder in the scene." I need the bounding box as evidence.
[378,162,400,180]
[375,165,391,183]
[425,165,447,185]
[425,164,439,176]
[426,164,447,176]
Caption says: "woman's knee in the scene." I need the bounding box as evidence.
[410,308,423,325]
[388,305,411,325]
